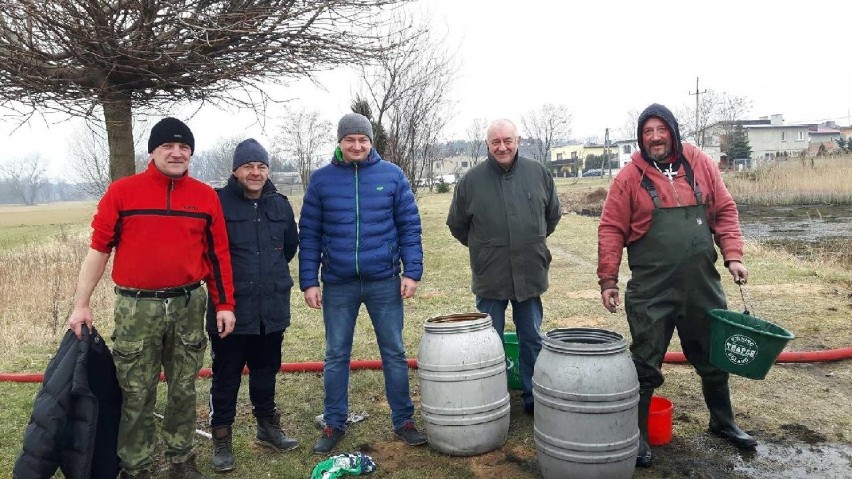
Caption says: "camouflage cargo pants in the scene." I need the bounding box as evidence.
[111,286,208,473]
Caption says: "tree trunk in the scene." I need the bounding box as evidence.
[102,92,136,181]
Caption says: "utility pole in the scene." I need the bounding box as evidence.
[604,128,612,176]
[689,76,707,146]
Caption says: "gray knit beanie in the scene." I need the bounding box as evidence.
[232,138,269,171]
[337,113,374,142]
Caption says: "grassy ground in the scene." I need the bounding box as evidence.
[1,177,851,477]
[0,201,95,249]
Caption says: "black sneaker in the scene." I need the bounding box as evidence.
[523,402,534,415]
[313,426,346,454]
[394,421,427,446]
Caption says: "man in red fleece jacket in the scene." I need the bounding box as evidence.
[597,104,755,468]
[67,117,235,479]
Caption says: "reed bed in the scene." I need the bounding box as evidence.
[725,155,852,205]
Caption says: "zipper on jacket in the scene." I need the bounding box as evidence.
[167,180,174,211]
[253,201,261,330]
[355,163,361,276]
[253,200,260,269]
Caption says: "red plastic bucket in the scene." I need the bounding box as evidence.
[647,396,673,446]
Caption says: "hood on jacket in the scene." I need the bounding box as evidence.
[637,103,683,163]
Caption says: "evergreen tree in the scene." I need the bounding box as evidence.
[726,123,752,159]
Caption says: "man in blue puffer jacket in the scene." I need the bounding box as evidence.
[299,113,426,454]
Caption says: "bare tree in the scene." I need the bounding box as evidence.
[465,117,488,167]
[680,91,751,148]
[356,14,458,194]
[67,118,149,197]
[66,127,111,197]
[275,107,333,186]
[191,136,243,187]
[0,154,47,204]
[617,108,641,141]
[521,103,572,162]
[0,0,406,182]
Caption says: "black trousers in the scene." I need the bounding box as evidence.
[208,329,284,427]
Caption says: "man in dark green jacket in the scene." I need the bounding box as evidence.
[446,119,561,414]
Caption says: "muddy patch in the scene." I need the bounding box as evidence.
[637,434,852,479]
[733,442,852,479]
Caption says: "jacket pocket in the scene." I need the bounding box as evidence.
[266,208,289,249]
[233,281,255,325]
[112,339,147,394]
[273,279,293,326]
[387,241,400,272]
[321,246,332,273]
[226,218,255,245]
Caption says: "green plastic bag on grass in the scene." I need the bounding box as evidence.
[310,452,377,479]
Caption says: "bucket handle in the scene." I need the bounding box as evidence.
[738,283,756,317]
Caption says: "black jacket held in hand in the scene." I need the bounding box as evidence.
[14,326,122,479]
[208,176,299,335]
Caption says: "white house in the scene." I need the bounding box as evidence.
[614,139,638,168]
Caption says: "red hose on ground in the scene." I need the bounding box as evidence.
[2,351,850,383]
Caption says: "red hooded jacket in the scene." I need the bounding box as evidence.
[597,142,744,291]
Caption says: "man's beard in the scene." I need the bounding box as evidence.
[647,143,672,162]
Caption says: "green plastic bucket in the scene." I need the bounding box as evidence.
[708,309,795,380]
[502,332,522,390]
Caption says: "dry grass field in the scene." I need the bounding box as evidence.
[725,155,852,206]
[1,175,851,478]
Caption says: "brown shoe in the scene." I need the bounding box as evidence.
[169,453,208,479]
[120,471,152,479]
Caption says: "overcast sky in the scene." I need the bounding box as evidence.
[2,0,851,178]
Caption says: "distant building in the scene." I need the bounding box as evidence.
[549,143,619,176]
[706,114,812,165]
[808,125,841,154]
[614,139,639,168]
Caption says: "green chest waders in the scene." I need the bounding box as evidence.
[624,160,728,390]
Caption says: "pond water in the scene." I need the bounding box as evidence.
[737,204,852,242]
[737,204,852,265]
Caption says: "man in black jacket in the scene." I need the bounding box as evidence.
[207,139,300,472]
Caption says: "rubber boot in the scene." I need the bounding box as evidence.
[702,381,757,449]
[211,426,235,472]
[256,411,299,451]
[636,388,654,467]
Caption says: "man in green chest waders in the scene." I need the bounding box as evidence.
[597,104,756,468]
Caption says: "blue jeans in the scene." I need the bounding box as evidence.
[476,296,543,407]
[322,276,414,430]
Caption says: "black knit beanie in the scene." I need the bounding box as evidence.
[148,117,195,154]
